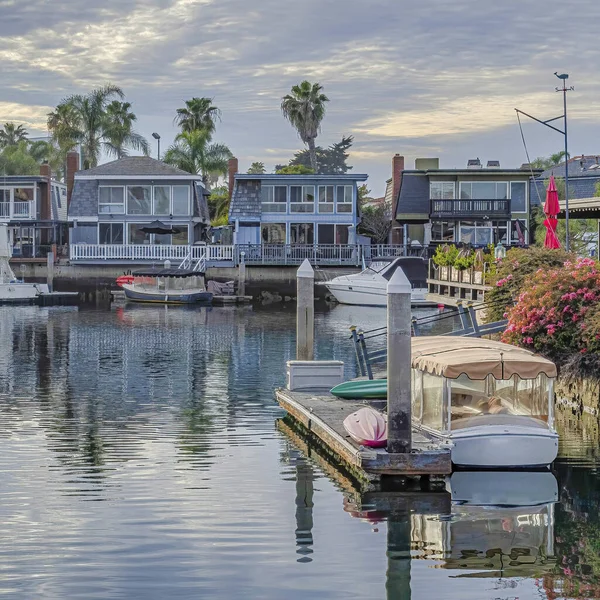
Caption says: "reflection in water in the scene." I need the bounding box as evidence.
[294,459,315,562]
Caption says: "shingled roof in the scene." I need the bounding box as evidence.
[76,156,198,178]
[228,179,261,221]
[538,155,600,180]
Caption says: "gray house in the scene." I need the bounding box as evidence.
[68,157,210,261]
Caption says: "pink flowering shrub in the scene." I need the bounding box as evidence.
[502,258,600,362]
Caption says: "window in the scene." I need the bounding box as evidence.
[173,227,189,245]
[460,182,508,200]
[511,219,527,245]
[290,185,314,213]
[172,186,190,215]
[317,224,351,244]
[459,220,495,246]
[127,186,151,214]
[99,187,125,214]
[154,186,170,215]
[510,181,527,213]
[128,223,150,244]
[318,185,334,213]
[98,223,124,244]
[430,182,455,199]
[493,220,509,245]
[432,221,455,242]
[421,373,445,431]
[261,185,287,212]
[336,224,350,244]
[261,223,286,243]
[290,223,314,244]
[336,185,353,213]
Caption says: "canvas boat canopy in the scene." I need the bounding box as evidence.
[132,269,199,278]
[411,336,557,380]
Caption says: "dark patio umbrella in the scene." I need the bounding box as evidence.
[139,220,182,235]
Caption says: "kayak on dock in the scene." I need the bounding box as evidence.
[330,379,387,399]
[342,407,388,448]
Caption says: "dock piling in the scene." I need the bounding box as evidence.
[238,251,246,297]
[46,252,54,292]
[386,267,412,454]
[296,259,314,361]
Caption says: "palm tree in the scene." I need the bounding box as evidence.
[103,101,149,159]
[247,161,266,174]
[281,81,329,173]
[0,122,28,148]
[47,103,80,153]
[174,97,221,136]
[162,130,232,185]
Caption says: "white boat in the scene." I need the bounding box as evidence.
[322,257,433,307]
[410,336,559,468]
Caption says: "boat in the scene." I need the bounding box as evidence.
[322,256,433,307]
[342,407,387,447]
[331,379,387,399]
[116,268,213,305]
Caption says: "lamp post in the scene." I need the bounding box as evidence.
[152,132,161,160]
[515,73,574,251]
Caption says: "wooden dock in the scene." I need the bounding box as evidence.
[275,388,452,489]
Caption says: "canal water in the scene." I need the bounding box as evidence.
[0,304,596,599]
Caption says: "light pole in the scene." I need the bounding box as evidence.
[515,73,574,251]
[152,132,161,160]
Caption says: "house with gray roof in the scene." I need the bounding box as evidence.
[68,156,211,262]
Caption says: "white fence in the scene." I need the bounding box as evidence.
[0,202,34,219]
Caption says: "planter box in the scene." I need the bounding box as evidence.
[287,360,345,391]
[451,267,461,282]
[462,270,472,283]
[474,271,483,285]
[439,266,449,280]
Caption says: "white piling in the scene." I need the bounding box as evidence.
[238,251,246,297]
[386,266,412,453]
[296,259,314,361]
[46,252,54,292]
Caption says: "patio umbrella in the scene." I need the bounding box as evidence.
[139,220,182,235]
[543,176,560,249]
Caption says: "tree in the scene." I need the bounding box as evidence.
[357,184,372,205]
[285,135,353,174]
[175,97,221,136]
[281,81,329,173]
[163,130,232,184]
[275,164,314,175]
[247,162,266,174]
[0,140,41,175]
[530,151,570,170]
[358,202,392,243]
[0,123,28,148]
[207,185,230,225]
[103,101,149,159]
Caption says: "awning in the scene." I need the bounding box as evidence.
[411,336,557,380]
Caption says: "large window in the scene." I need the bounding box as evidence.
[458,220,508,246]
[510,181,527,213]
[430,182,455,199]
[261,223,286,243]
[99,187,125,214]
[172,227,189,245]
[261,185,287,213]
[154,186,171,215]
[98,223,124,244]
[318,185,334,213]
[127,186,151,214]
[421,373,445,431]
[172,186,190,215]
[290,186,315,213]
[317,224,351,244]
[290,223,314,244]
[460,182,508,200]
[128,223,150,244]
[336,185,353,213]
[432,221,455,242]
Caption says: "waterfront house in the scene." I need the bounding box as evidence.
[531,155,600,203]
[394,157,542,247]
[0,163,68,258]
[68,156,211,263]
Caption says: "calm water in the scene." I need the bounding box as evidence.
[0,304,596,599]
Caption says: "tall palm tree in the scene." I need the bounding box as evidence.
[281,81,329,173]
[103,101,149,159]
[0,122,29,148]
[163,130,232,185]
[175,97,221,136]
[47,102,82,154]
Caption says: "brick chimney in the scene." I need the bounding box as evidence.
[390,154,405,244]
[228,157,238,201]
[39,162,52,221]
[66,151,79,208]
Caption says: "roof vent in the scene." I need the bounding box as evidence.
[486,160,500,168]
[467,158,482,169]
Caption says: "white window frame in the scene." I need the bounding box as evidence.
[98,186,125,215]
[318,185,334,213]
[126,185,152,215]
[510,181,528,214]
[316,222,353,244]
[336,185,353,213]
[290,185,315,213]
[172,185,190,216]
[153,185,171,216]
[429,182,455,200]
[459,181,508,200]
[261,185,287,213]
[97,222,125,244]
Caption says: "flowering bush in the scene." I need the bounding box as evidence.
[502,258,600,364]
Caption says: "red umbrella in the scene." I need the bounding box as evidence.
[543,175,561,249]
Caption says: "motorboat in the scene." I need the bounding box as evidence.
[342,406,388,448]
[410,336,559,468]
[322,257,432,307]
[116,268,213,305]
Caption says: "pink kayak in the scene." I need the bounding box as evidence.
[343,407,388,448]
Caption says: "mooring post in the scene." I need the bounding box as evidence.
[387,266,412,453]
[296,259,314,361]
[46,251,54,292]
[238,251,246,297]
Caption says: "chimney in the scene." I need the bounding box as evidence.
[486,160,500,168]
[467,158,482,169]
[228,157,238,201]
[39,162,52,221]
[66,151,79,208]
[390,154,405,244]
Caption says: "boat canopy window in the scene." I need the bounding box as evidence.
[421,372,445,431]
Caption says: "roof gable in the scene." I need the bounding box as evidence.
[76,156,197,178]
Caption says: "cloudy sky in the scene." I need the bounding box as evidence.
[1,0,600,195]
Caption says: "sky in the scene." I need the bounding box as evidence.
[1,0,600,196]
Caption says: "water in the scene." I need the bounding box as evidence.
[0,304,596,599]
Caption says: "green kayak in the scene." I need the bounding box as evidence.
[330,379,387,399]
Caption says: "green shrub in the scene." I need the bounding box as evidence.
[433,244,459,267]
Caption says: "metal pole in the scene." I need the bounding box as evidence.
[563,84,570,252]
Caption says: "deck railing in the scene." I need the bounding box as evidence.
[0,202,34,219]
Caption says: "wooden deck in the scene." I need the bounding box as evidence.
[275,389,452,487]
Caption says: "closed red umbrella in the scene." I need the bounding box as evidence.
[543,175,561,249]
[543,217,560,249]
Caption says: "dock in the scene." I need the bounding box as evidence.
[275,388,451,489]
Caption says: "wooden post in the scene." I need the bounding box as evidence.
[238,251,246,297]
[387,266,412,453]
[46,251,54,292]
[296,259,314,361]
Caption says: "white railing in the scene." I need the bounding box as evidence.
[70,244,207,262]
[0,202,33,219]
[207,245,235,261]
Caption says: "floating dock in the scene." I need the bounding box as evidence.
[275,388,452,490]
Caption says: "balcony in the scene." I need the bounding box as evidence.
[431,199,510,219]
[0,201,35,220]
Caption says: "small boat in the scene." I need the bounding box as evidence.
[331,379,387,399]
[343,407,388,447]
[322,257,433,307]
[116,268,213,305]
